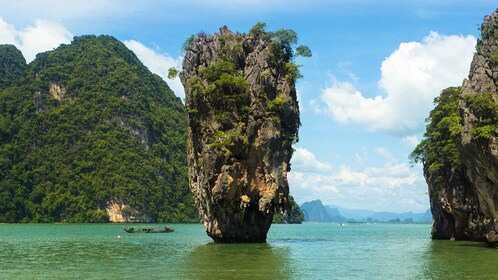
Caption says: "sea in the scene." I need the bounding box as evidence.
[0,223,496,279]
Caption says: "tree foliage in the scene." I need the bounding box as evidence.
[410,87,462,174]
[167,67,179,79]
[464,92,498,139]
[248,22,312,80]
[0,36,197,223]
[248,22,267,39]
[0,45,27,91]
[273,195,304,224]
[182,35,196,52]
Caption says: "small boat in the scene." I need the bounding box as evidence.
[122,226,174,233]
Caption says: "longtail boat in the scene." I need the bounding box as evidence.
[122,227,174,233]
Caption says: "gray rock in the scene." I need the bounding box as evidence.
[429,9,498,241]
[181,27,300,242]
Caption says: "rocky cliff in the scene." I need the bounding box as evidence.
[415,9,498,242]
[458,9,498,241]
[180,26,302,242]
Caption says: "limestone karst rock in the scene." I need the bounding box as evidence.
[180,26,301,242]
[457,9,498,241]
[421,9,498,241]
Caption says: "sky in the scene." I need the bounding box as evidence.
[1,0,496,213]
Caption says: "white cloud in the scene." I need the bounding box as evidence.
[291,147,332,173]
[289,147,428,212]
[124,40,185,99]
[375,147,395,162]
[20,20,73,62]
[402,135,419,148]
[0,18,16,43]
[321,31,476,136]
[0,17,73,62]
[309,99,325,114]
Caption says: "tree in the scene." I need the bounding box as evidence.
[410,87,462,174]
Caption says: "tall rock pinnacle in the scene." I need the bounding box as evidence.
[180,25,301,242]
[457,8,498,242]
[414,9,498,243]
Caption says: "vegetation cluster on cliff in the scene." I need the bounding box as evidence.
[410,87,462,178]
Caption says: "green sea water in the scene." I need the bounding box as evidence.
[0,223,496,279]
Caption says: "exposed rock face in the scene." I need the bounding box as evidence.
[458,9,498,240]
[181,27,300,242]
[425,165,485,239]
[106,198,152,223]
[49,82,67,100]
[429,9,498,241]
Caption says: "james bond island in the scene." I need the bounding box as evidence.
[180,24,310,242]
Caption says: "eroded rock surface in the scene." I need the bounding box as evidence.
[428,9,498,241]
[106,198,152,223]
[180,27,300,242]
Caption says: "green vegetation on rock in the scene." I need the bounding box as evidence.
[410,87,462,176]
[272,195,304,224]
[464,92,498,139]
[0,36,197,223]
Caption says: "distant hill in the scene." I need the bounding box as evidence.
[370,210,432,223]
[302,200,432,223]
[301,200,331,222]
[327,205,375,221]
[0,36,196,223]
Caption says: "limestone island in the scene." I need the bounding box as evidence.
[180,24,310,242]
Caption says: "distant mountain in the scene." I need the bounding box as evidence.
[328,204,375,220]
[420,209,432,223]
[370,211,429,222]
[323,206,346,222]
[301,200,331,222]
[302,200,432,223]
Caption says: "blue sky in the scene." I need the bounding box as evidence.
[1,0,496,212]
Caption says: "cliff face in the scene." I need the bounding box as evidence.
[424,10,498,241]
[181,27,300,242]
[458,9,498,241]
[425,164,485,239]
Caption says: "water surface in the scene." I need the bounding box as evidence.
[0,223,495,279]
